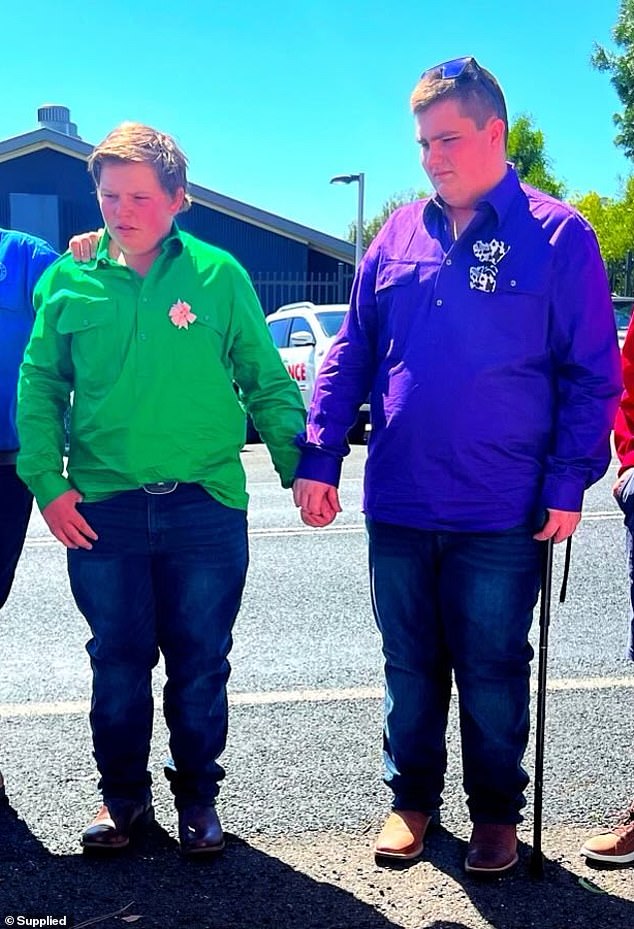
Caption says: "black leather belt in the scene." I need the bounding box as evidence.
[142,481,179,495]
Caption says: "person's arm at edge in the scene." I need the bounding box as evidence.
[17,267,78,508]
[614,315,634,472]
[18,267,98,549]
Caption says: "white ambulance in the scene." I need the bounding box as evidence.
[266,301,369,442]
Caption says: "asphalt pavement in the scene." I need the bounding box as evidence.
[0,445,632,929]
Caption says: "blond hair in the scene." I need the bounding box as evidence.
[88,122,191,211]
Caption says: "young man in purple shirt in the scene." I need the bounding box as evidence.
[294,58,621,874]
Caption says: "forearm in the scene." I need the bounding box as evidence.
[17,311,73,508]
[230,274,306,486]
[17,369,71,508]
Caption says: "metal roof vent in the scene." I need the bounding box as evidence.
[37,104,79,138]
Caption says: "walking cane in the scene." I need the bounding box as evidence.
[530,534,572,878]
[530,537,554,878]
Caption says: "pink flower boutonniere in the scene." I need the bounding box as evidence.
[169,299,197,330]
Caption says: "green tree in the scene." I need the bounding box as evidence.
[507,114,566,198]
[571,175,634,263]
[347,189,427,249]
[592,0,634,158]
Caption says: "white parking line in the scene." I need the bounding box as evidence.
[0,676,631,719]
[23,524,367,548]
[583,511,622,520]
[22,511,624,550]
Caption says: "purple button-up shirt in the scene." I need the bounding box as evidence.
[297,167,622,531]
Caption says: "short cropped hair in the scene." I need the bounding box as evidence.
[410,59,508,141]
[88,122,191,211]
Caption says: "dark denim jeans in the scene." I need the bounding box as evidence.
[614,469,634,661]
[0,464,33,610]
[67,484,248,809]
[367,519,542,824]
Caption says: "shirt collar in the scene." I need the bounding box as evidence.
[88,222,184,271]
[473,163,521,224]
[424,163,521,230]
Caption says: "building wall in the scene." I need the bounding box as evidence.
[180,202,307,274]
[0,150,101,250]
[0,148,353,305]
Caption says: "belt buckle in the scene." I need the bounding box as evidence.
[143,481,179,495]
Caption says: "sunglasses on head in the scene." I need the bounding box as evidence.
[419,56,506,118]
[420,56,483,81]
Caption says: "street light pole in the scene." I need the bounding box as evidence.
[330,172,365,268]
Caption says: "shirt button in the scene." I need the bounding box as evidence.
[446,258,452,266]
[436,299,443,307]
[510,280,517,287]
[83,320,89,326]
[140,333,147,341]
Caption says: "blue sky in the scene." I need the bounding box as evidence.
[2,1,629,240]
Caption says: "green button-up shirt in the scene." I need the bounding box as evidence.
[17,227,305,510]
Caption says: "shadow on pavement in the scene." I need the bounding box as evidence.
[0,799,402,929]
[423,826,634,929]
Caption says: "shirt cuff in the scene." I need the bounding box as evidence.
[29,473,72,510]
[295,446,343,487]
[540,474,585,513]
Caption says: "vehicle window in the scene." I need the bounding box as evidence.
[614,303,634,330]
[267,318,291,347]
[315,311,346,337]
[289,316,313,337]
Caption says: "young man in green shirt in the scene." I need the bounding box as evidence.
[17,122,306,855]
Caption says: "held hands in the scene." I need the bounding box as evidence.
[69,229,103,262]
[293,478,342,527]
[613,467,633,497]
[533,508,581,544]
[42,490,98,550]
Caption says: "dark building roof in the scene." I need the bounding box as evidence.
[0,125,355,265]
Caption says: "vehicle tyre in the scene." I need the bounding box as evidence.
[347,415,368,445]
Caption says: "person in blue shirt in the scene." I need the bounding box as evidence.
[0,228,58,608]
[294,58,622,874]
[0,228,57,796]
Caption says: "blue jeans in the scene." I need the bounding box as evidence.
[67,484,248,809]
[615,470,634,661]
[0,464,33,610]
[367,519,542,824]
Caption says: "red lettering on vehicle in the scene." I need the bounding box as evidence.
[286,362,307,381]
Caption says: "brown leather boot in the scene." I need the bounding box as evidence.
[374,810,432,861]
[178,804,225,856]
[81,799,154,851]
[465,823,518,874]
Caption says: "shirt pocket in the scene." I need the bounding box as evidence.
[375,261,425,354]
[376,260,419,292]
[56,299,121,394]
[169,310,236,405]
[472,263,551,356]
